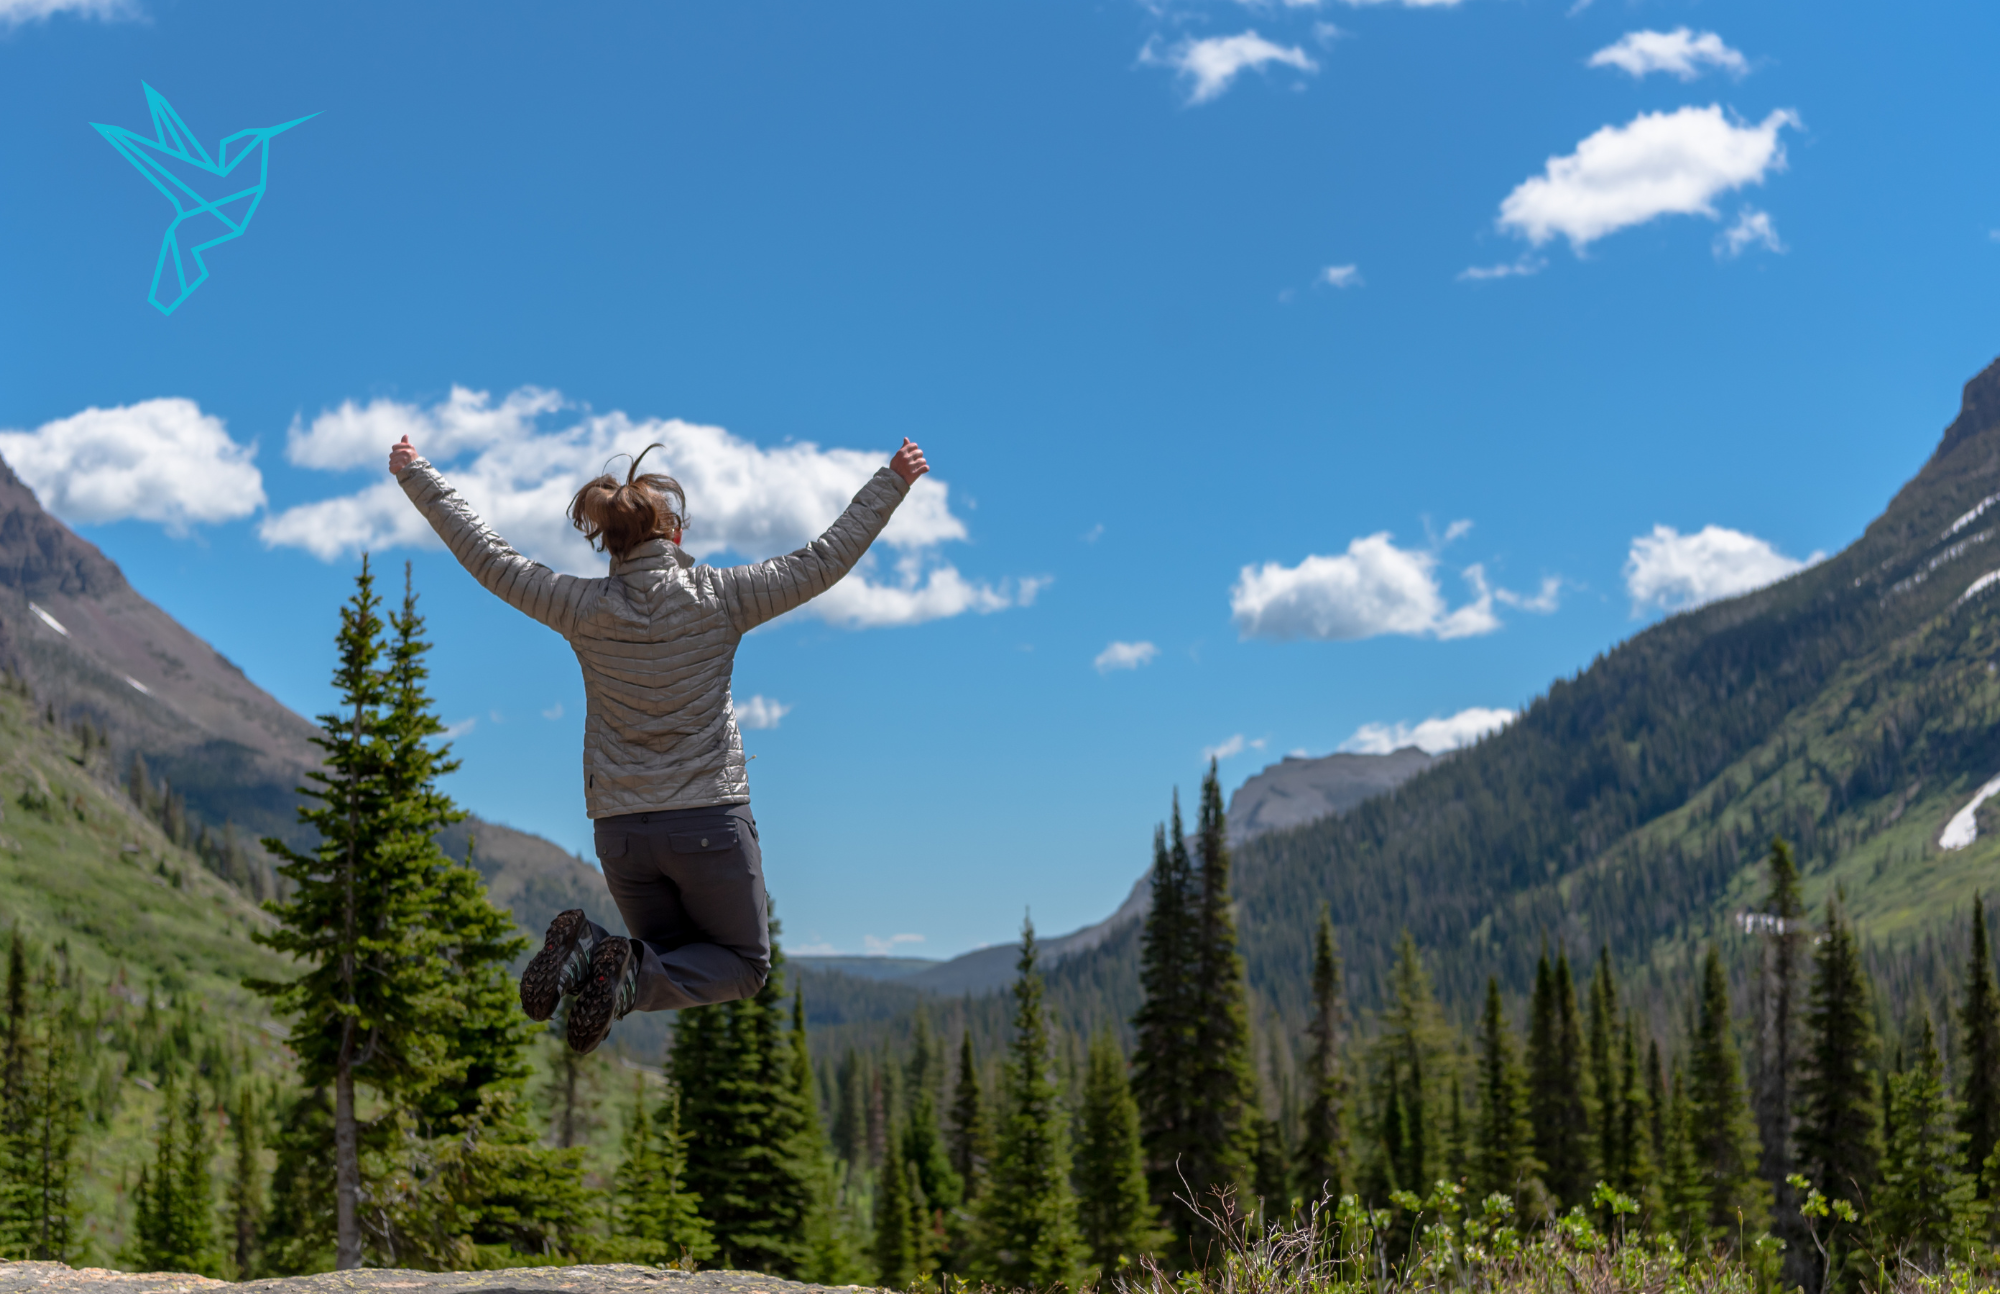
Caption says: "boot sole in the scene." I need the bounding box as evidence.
[567,939,633,1055]
[520,909,588,1023]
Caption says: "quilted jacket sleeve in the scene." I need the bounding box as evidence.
[396,460,593,637]
[714,467,911,633]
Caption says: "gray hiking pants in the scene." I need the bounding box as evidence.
[585,803,771,1012]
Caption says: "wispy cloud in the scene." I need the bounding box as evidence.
[737,694,792,730]
[1458,256,1545,282]
[1142,30,1318,104]
[1624,523,1821,614]
[1497,106,1799,252]
[1321,264,1362,288]
[862,933,926,957]
[1204,734,1268,762]
[444,716,478,739]
[541,702,564,720]
[1094,641,1159,674]
[0,0,134,29]
[1495,576,1562,613]
[1715,207,1785,258]
[1340,706,1515,754]
[1588,29,1749,81]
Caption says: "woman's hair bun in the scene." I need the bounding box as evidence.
[568,444,687,561]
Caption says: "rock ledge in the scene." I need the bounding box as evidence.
[0,1263,878,1294]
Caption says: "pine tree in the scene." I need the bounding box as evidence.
[901,1013,963,1235]
[1646,1040,1669,1204]
[258,1088,336,1274]
[835,1049,868,1166]
[0,942,81,1264]
[1251,1117,1290,1221]
[127,1081,219,1275]
[1687,946,1767,1237]
[226,1089,263,1277]
[1756,838,1805,1214]
[1658,1065,1707,1247]
[1132,806,1200,1242]
[1075,1032,1163,1272]
[948,1029,992,1200]
[1587,948,1621,1199]
[1958,893,2000,1197]
[873,1122,918,1289]
[1471,978,1536,1205]
[974,918,1079,1288]
[674,924,818,1276]
[1876,1015,1971,1269]
[792,989,859,1286]
[1297,908,1350,1206]
[1528,950,1591,1207]
[247,559,452,1269]
[1796,897,1880,1219]
[1371,933,1455,1196]
[611,1073,713,1264]
[1616,1018,1655,1208]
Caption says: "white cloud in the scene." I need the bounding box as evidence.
[1229,531,1501,641]
[444,716,478,739]
[737,694,792,730]
[1144,31,1318,104]
[1094,640,1159,673]
[1588,29,1748,81]
[1336,0,1462,8]
[1497,106,1799,252]
[0,398,265,534]
[0,0,132,28]
[1203,734,1268,762]
[1458,256,1545,282]
[261,385,1032,630]
[1340,706,1516,755]
[1495,575,1562,613]
[862,933,926,957]
[1715,207,1785,258]
[1624,523,1821,614]
[1321,264,1362,288]
[791,941,842,957]
[541,702,564,720]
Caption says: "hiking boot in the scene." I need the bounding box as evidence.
[567,936,639,1055]
[520,909,597,1023]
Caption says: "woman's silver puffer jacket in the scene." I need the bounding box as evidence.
[396,459,910,818]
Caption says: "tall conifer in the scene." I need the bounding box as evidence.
[1756,838,1806,1236]
[1187,761,1257,1225]
[612,1074,712,1263]
[1297,908,1350,1204]
[1958,894,2000,1196]
[1133,803,1200,1241]
[1471,978,1536,1205]
[1529,951,1591,1207]
[975,919,1080,1288]
[1796,897,1880,1218]
[1587,949,1620,1196]
[948,1029,993,1200]
[1687,946,1767,1236]
[873,1122,919,1289]
[1876,1016,1971,1269]
[1074,1032,1163,1272]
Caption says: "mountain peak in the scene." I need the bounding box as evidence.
[1932,354,2000,464]
[0,456,127,602]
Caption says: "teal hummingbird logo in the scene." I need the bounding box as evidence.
[92,83,316,315]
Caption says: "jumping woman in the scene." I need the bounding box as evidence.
[387,433,930,1052]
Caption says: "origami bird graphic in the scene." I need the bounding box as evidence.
[91,83,316,315]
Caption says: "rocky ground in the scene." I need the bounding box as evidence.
[0,1264,877,1294]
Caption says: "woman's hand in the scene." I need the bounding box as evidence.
[890,437,929,486]
[389,435,420,475]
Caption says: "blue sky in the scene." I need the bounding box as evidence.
[3,0,1997,960]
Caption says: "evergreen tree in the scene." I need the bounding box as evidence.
[975,919,1080,1288]
[1958,893,2000,1198]
[674,924,818,1276]
[226,1089,263,1278]
[1587,948,1621,1197]
[248,559,453,1268]
[873,1123,918,1289]
[1471,978,1536,1205]
[1528,950,1591,1207]
[1366,1060,1409,1205]
[835,1049,868,1166]
[259,1088,335,1274]
[1796,897,1880,1217]
[1687,946,1767,1237]
[1251,1117,1290,1221]
[1616,1018,1655,1208]
[947,1028,992,1200]
[901,1013,963,1231]
[1876,1016,1971,1269]
[1074,1032,1162,1272]
[792,990,860,1286]
[1132,806,1200,1242]
[1756,839,1806,1212]
[126,1082,218,1275]
[1303,918,1351,1171]
[0,942,80,1263]
[611,1073,713,1264]
[1371,933,1454,1195]
[1658,1065,1707,1246]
